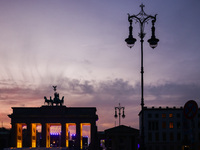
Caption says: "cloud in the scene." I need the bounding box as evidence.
[145,82,200,107]
[1,77,200,130]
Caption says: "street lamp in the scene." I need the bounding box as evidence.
[125,4,159,150]
[114,103,125,126]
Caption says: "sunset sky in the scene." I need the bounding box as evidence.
[0,0,200,131]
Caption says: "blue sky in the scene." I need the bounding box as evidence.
[0,0,200,131]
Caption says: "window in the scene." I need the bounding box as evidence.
[148,132,152,141]
[198,133,200,140]
[162,122,166,129]
[148,121,152,130]
[170,132,174,141]
[198,113,200,118]
[155,146,159,150]
[148,121,159,130]
[170,145,174,150]
[120,136,124,143]
[169,122,174,129]
[177,122,181,129]
[155,132,159,141]
[162,114,166,118]
[177,132,181,141]
[155,114,159,118]
[155,121,159,130]
[169,113,173,117]
[177,113,180,118]
[152,121,155,130]
[149,146,152,150]
[148,113,152,118]
[162,132,166,141]
[163,145,167,150]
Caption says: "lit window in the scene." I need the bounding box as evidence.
[162,114,166,118]
[169,113,173,117]
[169,122,173,128]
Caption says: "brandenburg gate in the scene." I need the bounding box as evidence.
[8,86,98,149]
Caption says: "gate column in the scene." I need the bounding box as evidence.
[75,122,81,149]
[41,123,46,147]
[61,123,66,147]
[26,123,31,147]
[90,121,98,149]
[10,123,16,147]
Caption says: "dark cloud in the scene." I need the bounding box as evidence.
[145,82,200,107]
[1,77,200,130]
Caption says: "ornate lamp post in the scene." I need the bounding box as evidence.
[114,103,125,126]
[125,4,159,150]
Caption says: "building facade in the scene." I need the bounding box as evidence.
[0,128,10,149]
[139,106,200,150]
[104,125,139,150]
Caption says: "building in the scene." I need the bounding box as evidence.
[8,87,99,149]
[0,128,10,149]
[8,106,98,149]
[104,125,139,150]
[140,105,200,150]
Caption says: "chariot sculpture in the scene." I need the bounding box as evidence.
[44,86,64,106]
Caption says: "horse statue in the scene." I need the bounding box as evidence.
[44,86,64,106]
[53,92,64,106]
[44,96,53,106]
[60,96,64,106]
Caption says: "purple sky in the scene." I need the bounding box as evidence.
[0,0,200,131]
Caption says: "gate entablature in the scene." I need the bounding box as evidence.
[9,106,98,123]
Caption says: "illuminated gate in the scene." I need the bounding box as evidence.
[9,106,98,149]
[8,87,98,149]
